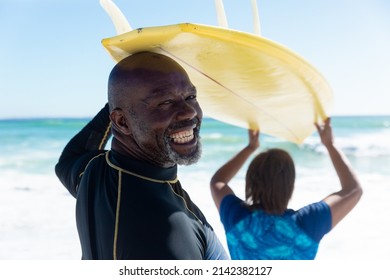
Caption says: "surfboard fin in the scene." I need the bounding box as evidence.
[215,0,262,36]
[100,0,132,35]
[214,0,229,28]
[251,0,262,36]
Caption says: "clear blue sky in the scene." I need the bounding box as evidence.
[1,0,389,118]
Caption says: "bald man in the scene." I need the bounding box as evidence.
[55,52,229,260]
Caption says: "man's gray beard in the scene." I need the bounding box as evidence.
[164,136,202,166]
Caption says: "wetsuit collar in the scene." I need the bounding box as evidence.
[108,150,178,182]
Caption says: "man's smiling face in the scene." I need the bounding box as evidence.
[109,52,203,167]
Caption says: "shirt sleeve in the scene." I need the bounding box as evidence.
[203,225,230,260]
[220,194,251,233]
[293,201,332,242]
[54,104,112,197]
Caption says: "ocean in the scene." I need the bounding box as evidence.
[0,116,389,260]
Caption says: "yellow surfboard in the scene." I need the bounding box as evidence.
[101,23,333,144]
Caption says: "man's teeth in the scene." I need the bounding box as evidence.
[170,129,194,144]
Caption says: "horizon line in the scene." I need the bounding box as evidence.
[1,114,390,121]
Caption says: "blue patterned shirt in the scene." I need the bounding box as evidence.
[220,195,331,260]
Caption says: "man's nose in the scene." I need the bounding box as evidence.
[175,100,198,121]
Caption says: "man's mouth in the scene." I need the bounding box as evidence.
[165,121,202,165]
[169,128,195,144]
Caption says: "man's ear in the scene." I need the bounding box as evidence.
[110,109,132,135]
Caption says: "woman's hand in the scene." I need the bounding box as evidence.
[247,129,260,152]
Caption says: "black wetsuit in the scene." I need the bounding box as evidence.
[55,104,229,260]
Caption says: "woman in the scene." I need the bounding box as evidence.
[210,118,362,259]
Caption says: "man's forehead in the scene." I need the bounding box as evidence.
[142,84,197,100]
[119,52,181,72]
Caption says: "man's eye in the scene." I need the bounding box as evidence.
[159,100,173,106]
[186,95,197,100]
